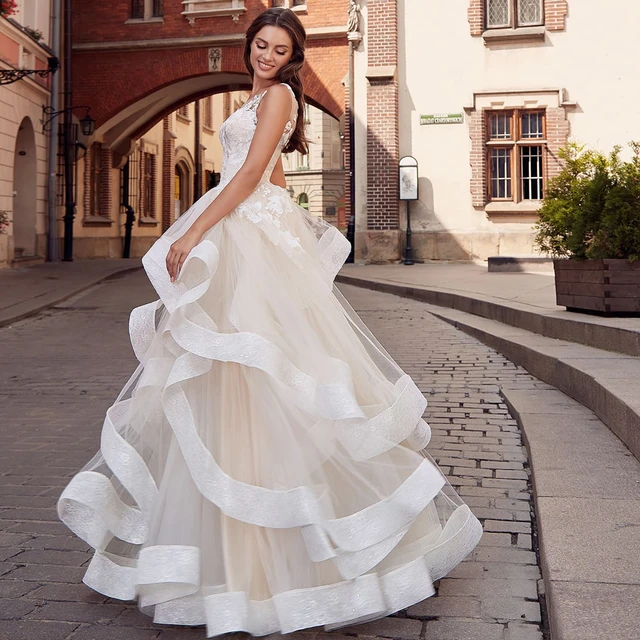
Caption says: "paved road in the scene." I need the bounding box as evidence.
[0,271,547,640]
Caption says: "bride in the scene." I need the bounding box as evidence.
[58,7,482,637]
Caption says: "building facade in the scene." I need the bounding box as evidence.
[352,0,640,262]
[283,103,346,229]
[0,0,54,268]
[8,1,637,267]
[59,0,349,261]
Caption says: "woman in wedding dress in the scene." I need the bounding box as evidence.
[57,7,482,637]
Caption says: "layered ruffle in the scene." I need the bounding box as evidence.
[57,187,482,636]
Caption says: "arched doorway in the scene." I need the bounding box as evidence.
[298,192,309,210]
[174,160,192,218]
[12,117,37,258]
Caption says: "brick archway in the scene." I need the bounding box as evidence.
[71,2,349,155]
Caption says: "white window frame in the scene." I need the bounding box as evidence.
[181,0,247,24]
[271,0,307,13]
[127,0,164,23]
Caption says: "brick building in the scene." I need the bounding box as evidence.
[61,0,349,259]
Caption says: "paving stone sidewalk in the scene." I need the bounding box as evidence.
[0,272,548,640]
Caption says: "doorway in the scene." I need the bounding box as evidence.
[12,118,37,258]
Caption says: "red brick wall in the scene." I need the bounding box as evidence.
[162,116,176,232]
[545,0,568,31]
[467,0,484,36]
[468,0,568,35]
[344,99,352,226]
[71,1,349,127]
[468,111,487,208]
[366,0,399,231]
[72,0,348,44]
[546,106,570,179]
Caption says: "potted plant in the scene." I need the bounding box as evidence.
[0,0,17,18]
[24,26,42,41]
[535,142,640,315]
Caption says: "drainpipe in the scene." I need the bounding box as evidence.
[345,1,362,262]
[194,100,202,200]
[345,39,356,263]
[62,0,74,261]
[46,0,61,261]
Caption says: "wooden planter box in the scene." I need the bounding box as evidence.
[554,259,640,315]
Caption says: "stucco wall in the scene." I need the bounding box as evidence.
[397,1,640,260]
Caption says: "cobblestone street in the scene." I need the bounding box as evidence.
[0,272,547,640]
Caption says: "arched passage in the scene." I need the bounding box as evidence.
[91,71,344,164]
[174,147,196,217]
[12,117,38,258]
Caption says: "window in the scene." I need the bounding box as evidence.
[272,0,306,6]
[204,96,213,130]
[298,193,309,210]
[131,0,145,19]
[295,151,309,170]
[90,143,104,216]
[178,104,190,119]
[486,0,543,29]
[487,110,545,202]
[130,0,163,20]
[141,152,157,218]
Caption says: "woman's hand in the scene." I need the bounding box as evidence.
[166,228,202,283]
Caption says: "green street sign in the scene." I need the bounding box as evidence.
[420,113,464,125]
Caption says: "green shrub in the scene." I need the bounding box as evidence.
[535,142,640,261]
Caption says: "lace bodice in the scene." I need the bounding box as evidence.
[218,83,297,188]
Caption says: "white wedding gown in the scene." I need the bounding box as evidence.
[58,83,482,637]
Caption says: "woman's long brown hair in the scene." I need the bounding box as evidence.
[243,7,309,155]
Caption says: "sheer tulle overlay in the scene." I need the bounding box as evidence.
[58,85,482,636]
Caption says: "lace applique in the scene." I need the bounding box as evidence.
[235,184,302,253]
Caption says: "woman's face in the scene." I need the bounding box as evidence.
[249,25,293,81]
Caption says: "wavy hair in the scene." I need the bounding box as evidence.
[243,8,309,155]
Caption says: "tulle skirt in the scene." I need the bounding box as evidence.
[57,181,483,637]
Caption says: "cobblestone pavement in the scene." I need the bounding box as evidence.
[0,272,547,640]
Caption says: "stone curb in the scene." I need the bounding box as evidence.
[501,387,640,640]
[424,306,640,462]
[0,263,143,329]
[335,273,640,358]
[336,272,640,457]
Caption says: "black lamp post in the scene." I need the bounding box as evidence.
[41,106,95,261]
[399,156,418,265]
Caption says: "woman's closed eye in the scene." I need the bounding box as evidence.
[256,44,288,56]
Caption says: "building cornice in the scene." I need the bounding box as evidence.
[72,25,347,53]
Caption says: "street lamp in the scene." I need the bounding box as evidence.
[41,105,95,135]
[41,105,96,261]
[399,156,419,266]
